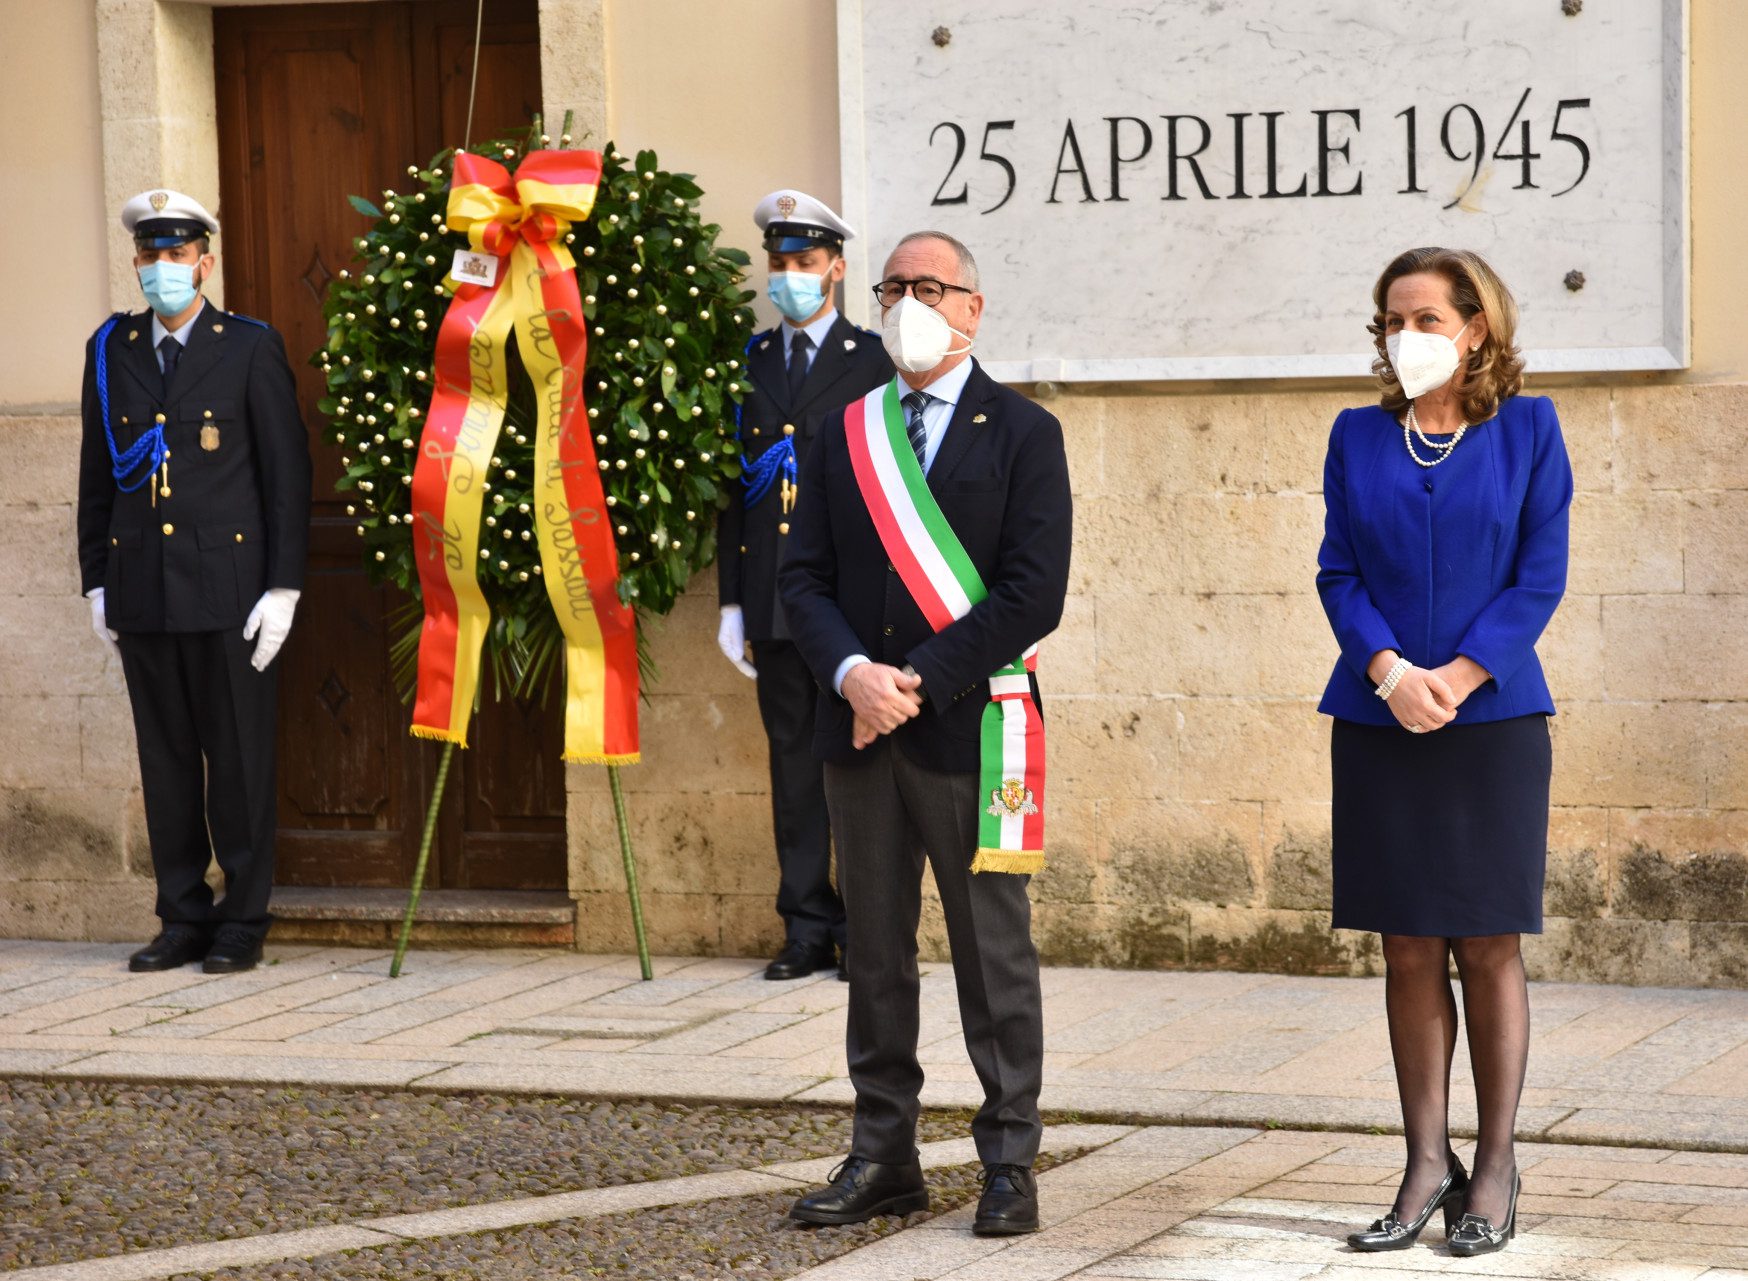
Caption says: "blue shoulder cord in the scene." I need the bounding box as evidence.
[94,315,167,492]
[736,331,796,510]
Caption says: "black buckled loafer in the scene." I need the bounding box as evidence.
[202,925,264,975]
[128,925,210,972]
[974,1162,1039,1236]
[1347,1154,1468,1252]
[764,939,837,981]
[788,1155,929,1225]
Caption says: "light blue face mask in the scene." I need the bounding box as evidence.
[767,270,830,324]
[138,260,202,317]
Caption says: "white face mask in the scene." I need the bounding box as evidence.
[1385,322,1471,400]
[880,295,973,375]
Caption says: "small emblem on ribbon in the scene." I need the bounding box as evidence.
[987,778,1039,820]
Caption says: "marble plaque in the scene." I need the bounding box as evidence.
[837,0,1688,381]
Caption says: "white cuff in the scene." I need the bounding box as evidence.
[832,654,871,697]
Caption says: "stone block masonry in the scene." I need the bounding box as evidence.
[569,381,1748,987]
[5,381,1746,985]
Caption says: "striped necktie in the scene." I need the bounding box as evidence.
[902,390,933,469]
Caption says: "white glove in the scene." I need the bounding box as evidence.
[85,587,120,662]
[243,588,301,671]
[717,605,757,679]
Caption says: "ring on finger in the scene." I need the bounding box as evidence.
[1408,724,1425,733]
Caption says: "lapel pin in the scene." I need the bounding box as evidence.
[127,330,138,341]
[212,322,224,333]
[759,339,771,351]
[844,338,857,351]
[972,413,988,424]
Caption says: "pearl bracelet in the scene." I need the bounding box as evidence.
[1375,658,1412,700]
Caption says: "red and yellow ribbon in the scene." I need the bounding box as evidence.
[409,149,639,764]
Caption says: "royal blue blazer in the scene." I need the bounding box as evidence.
[1316,394,1572,726]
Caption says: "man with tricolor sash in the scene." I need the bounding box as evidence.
[779,231,1072,1236]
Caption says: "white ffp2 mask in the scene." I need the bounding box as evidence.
[880,295,973,375]
[1385,322,1471,400]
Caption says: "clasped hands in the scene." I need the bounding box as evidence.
[1371,651,1490,734]
[842,661,924,750]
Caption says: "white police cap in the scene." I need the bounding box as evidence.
[754,189,854,253]
[121,189,220,248]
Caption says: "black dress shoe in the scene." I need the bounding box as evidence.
[788,1155,929,1225]
[202,925,264,974]
[764,939,836,981]
[128,925,210,972]
[1347,1154,1468,1251]
[1447,1168,1520,1257]
[974,1163,1039,1236]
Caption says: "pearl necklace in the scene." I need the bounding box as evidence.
[1403,403,1468,468]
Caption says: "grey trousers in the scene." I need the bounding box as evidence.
[825,741,1044,1168]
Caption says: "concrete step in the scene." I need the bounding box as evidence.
[268,887,575,948]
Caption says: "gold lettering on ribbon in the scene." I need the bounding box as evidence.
[420,440,477,493]
[540,501,598,625]
[414,509,466,571]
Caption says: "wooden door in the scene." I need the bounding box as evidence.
[215,0,566,891]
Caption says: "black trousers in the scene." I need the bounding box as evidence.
[825,741,1044,1168]
[751,639,844,949]
[118,630,279,939]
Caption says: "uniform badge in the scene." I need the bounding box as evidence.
[776,194,797,218]
[844,338,857,351]
[201,425,221,451]
[127,330,138,342]
[759,339,771,351]
[987,778,1039,819]
[973,413,988,424]
[149,191,169,212]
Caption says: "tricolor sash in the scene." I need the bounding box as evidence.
[408,148,639,764]
[844,380,1045,875]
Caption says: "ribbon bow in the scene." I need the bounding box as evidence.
[407,147,639,765]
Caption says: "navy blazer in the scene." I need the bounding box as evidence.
[1316,394,1572,725]
[778,359,1073,771]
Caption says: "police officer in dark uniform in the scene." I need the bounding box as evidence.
[78,189,311,974]
[718,190,893,980]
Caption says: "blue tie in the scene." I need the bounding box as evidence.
[902,390,932,469]
[158,336,182,392]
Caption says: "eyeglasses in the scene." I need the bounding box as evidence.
[872,277,973,307]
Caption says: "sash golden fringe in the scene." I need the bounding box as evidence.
[971,848,1045,875]
[562,751,642,766]
[410,725,469,748]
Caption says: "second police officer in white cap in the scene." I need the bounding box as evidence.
[718,190,893,980]
[77,188,311,975]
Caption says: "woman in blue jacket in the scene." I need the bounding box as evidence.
[1317,247,1571,1258]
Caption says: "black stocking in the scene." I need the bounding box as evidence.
[1380,934,1458,1219]
[1451,933,1529,1224]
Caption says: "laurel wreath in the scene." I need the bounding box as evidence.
[311,125,755,697]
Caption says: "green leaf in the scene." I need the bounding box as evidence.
[349,195,383,219]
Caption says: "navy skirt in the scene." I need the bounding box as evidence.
[1330,714,1551,937]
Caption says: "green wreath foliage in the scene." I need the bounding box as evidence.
[312,125,754,697]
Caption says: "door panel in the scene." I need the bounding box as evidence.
[215,0,563,891]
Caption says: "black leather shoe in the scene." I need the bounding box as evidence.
[788,1155,929,1225]
[128,925,210,972]
[1447,1168,1520,1257]
[974,1163,1039,1236]
[202,925,264,974]
[765,939,836,981]
[1348,1154,1468,1251]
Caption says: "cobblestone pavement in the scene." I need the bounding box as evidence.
[5,941,1748,1151]
[0,1082,971,1270]
[8,942,1748,1278]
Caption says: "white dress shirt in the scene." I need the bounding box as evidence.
[831,356,978,696]
[151,299,207,372]
[780,305,839,378]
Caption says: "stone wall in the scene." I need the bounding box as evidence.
[570,379,1748,988]
[0,414,157,942]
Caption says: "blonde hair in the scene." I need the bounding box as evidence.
[1369,247,1525,425]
